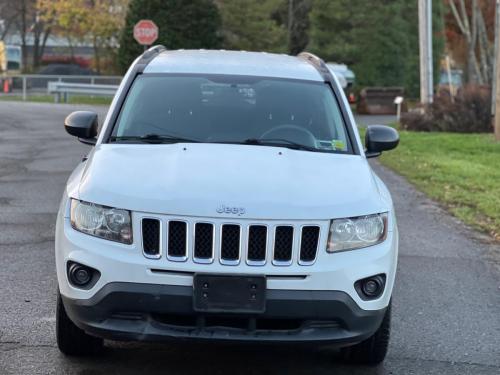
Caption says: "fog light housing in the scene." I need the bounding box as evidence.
[67,262,100,290]
[355,274,386,300]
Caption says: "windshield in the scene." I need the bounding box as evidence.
[112,75,351,153]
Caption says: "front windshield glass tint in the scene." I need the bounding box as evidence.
[113,75,351,153]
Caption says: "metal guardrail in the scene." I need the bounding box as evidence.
[2,74,122,100]
[47,82,119,103]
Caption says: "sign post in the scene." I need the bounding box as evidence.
[133,20,159,49]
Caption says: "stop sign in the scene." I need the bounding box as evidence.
[133,20,159,46]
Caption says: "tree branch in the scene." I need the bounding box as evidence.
[472,54,484,85]
[470,0,477,51]
[476,6,492,82]
[458,0,471,36]
[449,0,468,37]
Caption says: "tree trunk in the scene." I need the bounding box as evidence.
[476,8,491,83]
[93,37,101,74]
[32,28,40,68]
[39,27,51,64]
[1,18,14,40]
[449,0,493,84]
[19,0,28,71]
[67,36,75,60]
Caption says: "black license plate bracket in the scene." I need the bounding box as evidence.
[193,274,266,314]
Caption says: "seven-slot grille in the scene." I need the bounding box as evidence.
[194,223,214,261]
[141,218,320,266]
[167,221,187,259]
[221,224,241,263]
[273,226,294,264]
[142,218,161,258]
[299,226,320,264]
[247,225,267,264]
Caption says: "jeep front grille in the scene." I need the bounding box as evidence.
[167,221,187,260]
[247,225,267,264]
[299,226,320,264]
[141,217,321,266]
[194,223,214,262]
[273,226,294,265]
[220,224,241,264]
[141,218,161,258]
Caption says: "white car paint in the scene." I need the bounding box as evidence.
[74,144,389,220]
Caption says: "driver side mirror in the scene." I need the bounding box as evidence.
[64,111,98,145]
[365,125,399,158]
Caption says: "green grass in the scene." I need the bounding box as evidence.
[375,130,500,240]
[0,94,111,105]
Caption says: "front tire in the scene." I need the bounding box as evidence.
[56,291,103,356]
[341,302,391,365]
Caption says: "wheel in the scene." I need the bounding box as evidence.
[341,302,391,365]
[56,290,103,356]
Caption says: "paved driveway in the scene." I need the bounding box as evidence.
[0,102,499,374]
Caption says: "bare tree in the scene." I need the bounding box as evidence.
[32,10,52,68]
[287,0,312,55]
[2,0,52,69]
[0,0,21,40]
[15,0,30,69]
[449,0,492,84]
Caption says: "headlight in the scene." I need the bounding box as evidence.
[70,199,132,244]
[327,213,388,252]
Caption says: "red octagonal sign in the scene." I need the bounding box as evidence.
[133,20,159,46]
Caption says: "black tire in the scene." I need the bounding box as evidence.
[341,302,391,365]
[56,291,103,356]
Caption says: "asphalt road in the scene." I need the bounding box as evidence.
[0,101,499,375]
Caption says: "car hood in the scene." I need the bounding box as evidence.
[75,143,389,220]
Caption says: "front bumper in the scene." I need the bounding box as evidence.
[56,211,398,312]
[62,282,386,345]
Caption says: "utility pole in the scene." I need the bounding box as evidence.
[493,0,500,141]
[418,0,434,104]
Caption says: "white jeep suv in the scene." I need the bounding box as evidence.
[55,47,399,365]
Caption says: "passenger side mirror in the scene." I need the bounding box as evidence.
[365,125,399,158]
[64,111,98,145]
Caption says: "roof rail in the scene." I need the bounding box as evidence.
[135,45,166,72]
[297,51,332,81]
[141,45,167,61]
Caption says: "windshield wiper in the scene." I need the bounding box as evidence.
[109,134,200,144]
[241,138,317,152]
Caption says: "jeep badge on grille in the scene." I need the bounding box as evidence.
[216,204,246,216]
